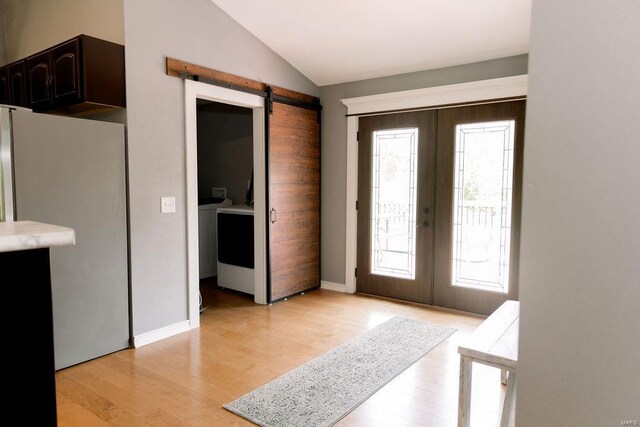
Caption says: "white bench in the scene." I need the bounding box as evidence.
[458,300,519,427]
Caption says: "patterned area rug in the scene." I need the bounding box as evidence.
[224,316,456,427]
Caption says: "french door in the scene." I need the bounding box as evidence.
[356,101,525,315]
[433,101,525,314]
[356,111,437,304]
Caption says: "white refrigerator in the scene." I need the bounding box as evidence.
[0,105,129,369]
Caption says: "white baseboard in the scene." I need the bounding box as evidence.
[133,320,192,348]
[321,281,346,293]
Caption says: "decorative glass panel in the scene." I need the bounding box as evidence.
[452,120,515,293]
[370,128,418,279]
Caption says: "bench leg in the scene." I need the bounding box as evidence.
[501,368,508,385]
[458,356,473,427]
[500,370,517,427]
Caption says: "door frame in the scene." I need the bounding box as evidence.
[341,75,528,295]
[184,80,267,329]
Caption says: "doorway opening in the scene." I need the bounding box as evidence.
[196,100,255,310]
[184,81,267,329]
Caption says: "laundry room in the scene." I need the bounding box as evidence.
[196,99,255,308]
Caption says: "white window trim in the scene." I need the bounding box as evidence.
[340,75,528,294]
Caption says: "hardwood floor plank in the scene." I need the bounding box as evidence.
[61,361,188,426]
[57,286,507,426]
[56,374,150,426]
[57,392,111,427]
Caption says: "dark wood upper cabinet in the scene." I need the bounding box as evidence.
[26,53,52,110]
[51,39,82,105]
[0,61,29,107]
[0,67,9,105]
[8,61,28,108]
[23,34,125,116]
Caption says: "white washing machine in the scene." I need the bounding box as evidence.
[198,197,232,278]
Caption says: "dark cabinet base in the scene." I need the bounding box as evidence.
[1,248,57,425]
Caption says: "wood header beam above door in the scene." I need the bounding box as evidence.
[166,57,318,104]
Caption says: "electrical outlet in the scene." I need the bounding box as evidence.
[161,197,176,213]
[212,187,227,199]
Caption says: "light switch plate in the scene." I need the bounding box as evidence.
[161,197,176,213]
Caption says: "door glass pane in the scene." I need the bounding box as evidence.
[452,120,515,293]
[370,128,418,279]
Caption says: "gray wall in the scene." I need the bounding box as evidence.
[13,111,129,369]
[1,0,124,64]
[516,1,640,425]
[197,104,253,203]
[124,0,318,335]
[0,0,6,65]
[319,55,528,284]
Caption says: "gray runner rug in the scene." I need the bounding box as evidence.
[224,316,456,427]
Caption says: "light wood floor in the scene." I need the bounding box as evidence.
[56,284,507,426]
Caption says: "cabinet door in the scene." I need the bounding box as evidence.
[27,52,52,110]
[51,39,82,106]
[0,67,9,105]
[8,61,28,107]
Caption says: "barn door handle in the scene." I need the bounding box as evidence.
[270,208,277,224]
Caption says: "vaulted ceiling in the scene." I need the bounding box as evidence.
[212,0,531,86]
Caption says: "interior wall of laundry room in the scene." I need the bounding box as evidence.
[197,104,253,204]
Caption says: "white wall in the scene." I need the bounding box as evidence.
[318,55,528,284]
[517,1,640,425]
[124,0,318,335]
[1,0,124,64]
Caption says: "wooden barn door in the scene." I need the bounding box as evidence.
[267,91,321,302]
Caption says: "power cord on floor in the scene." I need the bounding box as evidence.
[199,291,208,313]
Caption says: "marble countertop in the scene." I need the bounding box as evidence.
[0,221,76,253]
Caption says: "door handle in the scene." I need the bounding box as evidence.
[270,208,277,224]
[416,207,430,228]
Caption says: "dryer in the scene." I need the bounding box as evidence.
[217,205,254,294]
[198,197,231,278]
